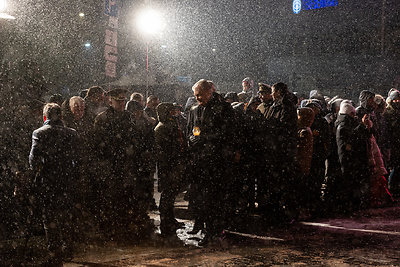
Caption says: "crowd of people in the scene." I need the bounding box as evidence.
[1,76,399,264]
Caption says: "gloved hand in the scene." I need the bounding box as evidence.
[189,135,201,145]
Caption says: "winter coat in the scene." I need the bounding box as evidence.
[257,101,273,119]
[154,103,187,191]
[187,92,236,163]
[296,108,314,175]
[264,95,298,166]
[335,114,370,189]
[93,107,139,186]
[29,119,80,201]
[384,104,400,167]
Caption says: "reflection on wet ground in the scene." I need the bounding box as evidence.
[64,191,400,266]
[3,188,400,266]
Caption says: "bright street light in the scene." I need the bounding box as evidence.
[0,0,7,12]
[79,12,85,17]
[136,8,164,36]
[135,8,165,97]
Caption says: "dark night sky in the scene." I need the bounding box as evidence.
[117,0,400,93]
[2,0,400,95]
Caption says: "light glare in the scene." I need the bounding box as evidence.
[79,12,85,17]
[0,13,14,20]
[136,9,164,35]
[0,0,7,12]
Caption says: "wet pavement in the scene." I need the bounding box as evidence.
[63,190,400,267]
[2,189,400,266]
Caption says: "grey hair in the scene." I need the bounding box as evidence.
[192,79,213,92]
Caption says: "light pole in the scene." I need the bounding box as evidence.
[136,8,164,98]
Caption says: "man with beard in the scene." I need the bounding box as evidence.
[187,79,235,246]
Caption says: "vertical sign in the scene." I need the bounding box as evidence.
[104,0,118,78]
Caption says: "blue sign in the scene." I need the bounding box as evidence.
[293,0,338,14]
[104,0,118,17]
[177,76,192,83]
[293,0,302,14]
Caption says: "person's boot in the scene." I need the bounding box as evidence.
[149,199,158,211]
[197,234,210,247]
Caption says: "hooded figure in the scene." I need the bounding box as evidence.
[335,101,371,211]
[155,102,187,237]
[296,107,315,175]
[356,90,377,133]
[384,90,400,196]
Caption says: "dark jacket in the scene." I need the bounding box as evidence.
[297,107,314,175]
[154,103,187,191]
[384,103,400,167]
[335,114,370,185]
[29,119,80,199]
[264,95,298,165]
[187,92,235,163]
[93,107,139,180]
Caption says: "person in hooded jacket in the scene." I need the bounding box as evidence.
[384,90,400,197]
[336,101,371,212]
[154,102,187,238]
[323,97,344,214]
[374,94,390,168]
[356,90,378,136]
[296,107,314,216]
[303,99,331,216]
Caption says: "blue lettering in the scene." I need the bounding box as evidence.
[296,0,336,12]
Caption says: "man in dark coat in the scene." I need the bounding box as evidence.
[186,79,236,245]
[29,103,80,265]
[263,82,298,221]
[94,89,152,240]
[154,102,187,238]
